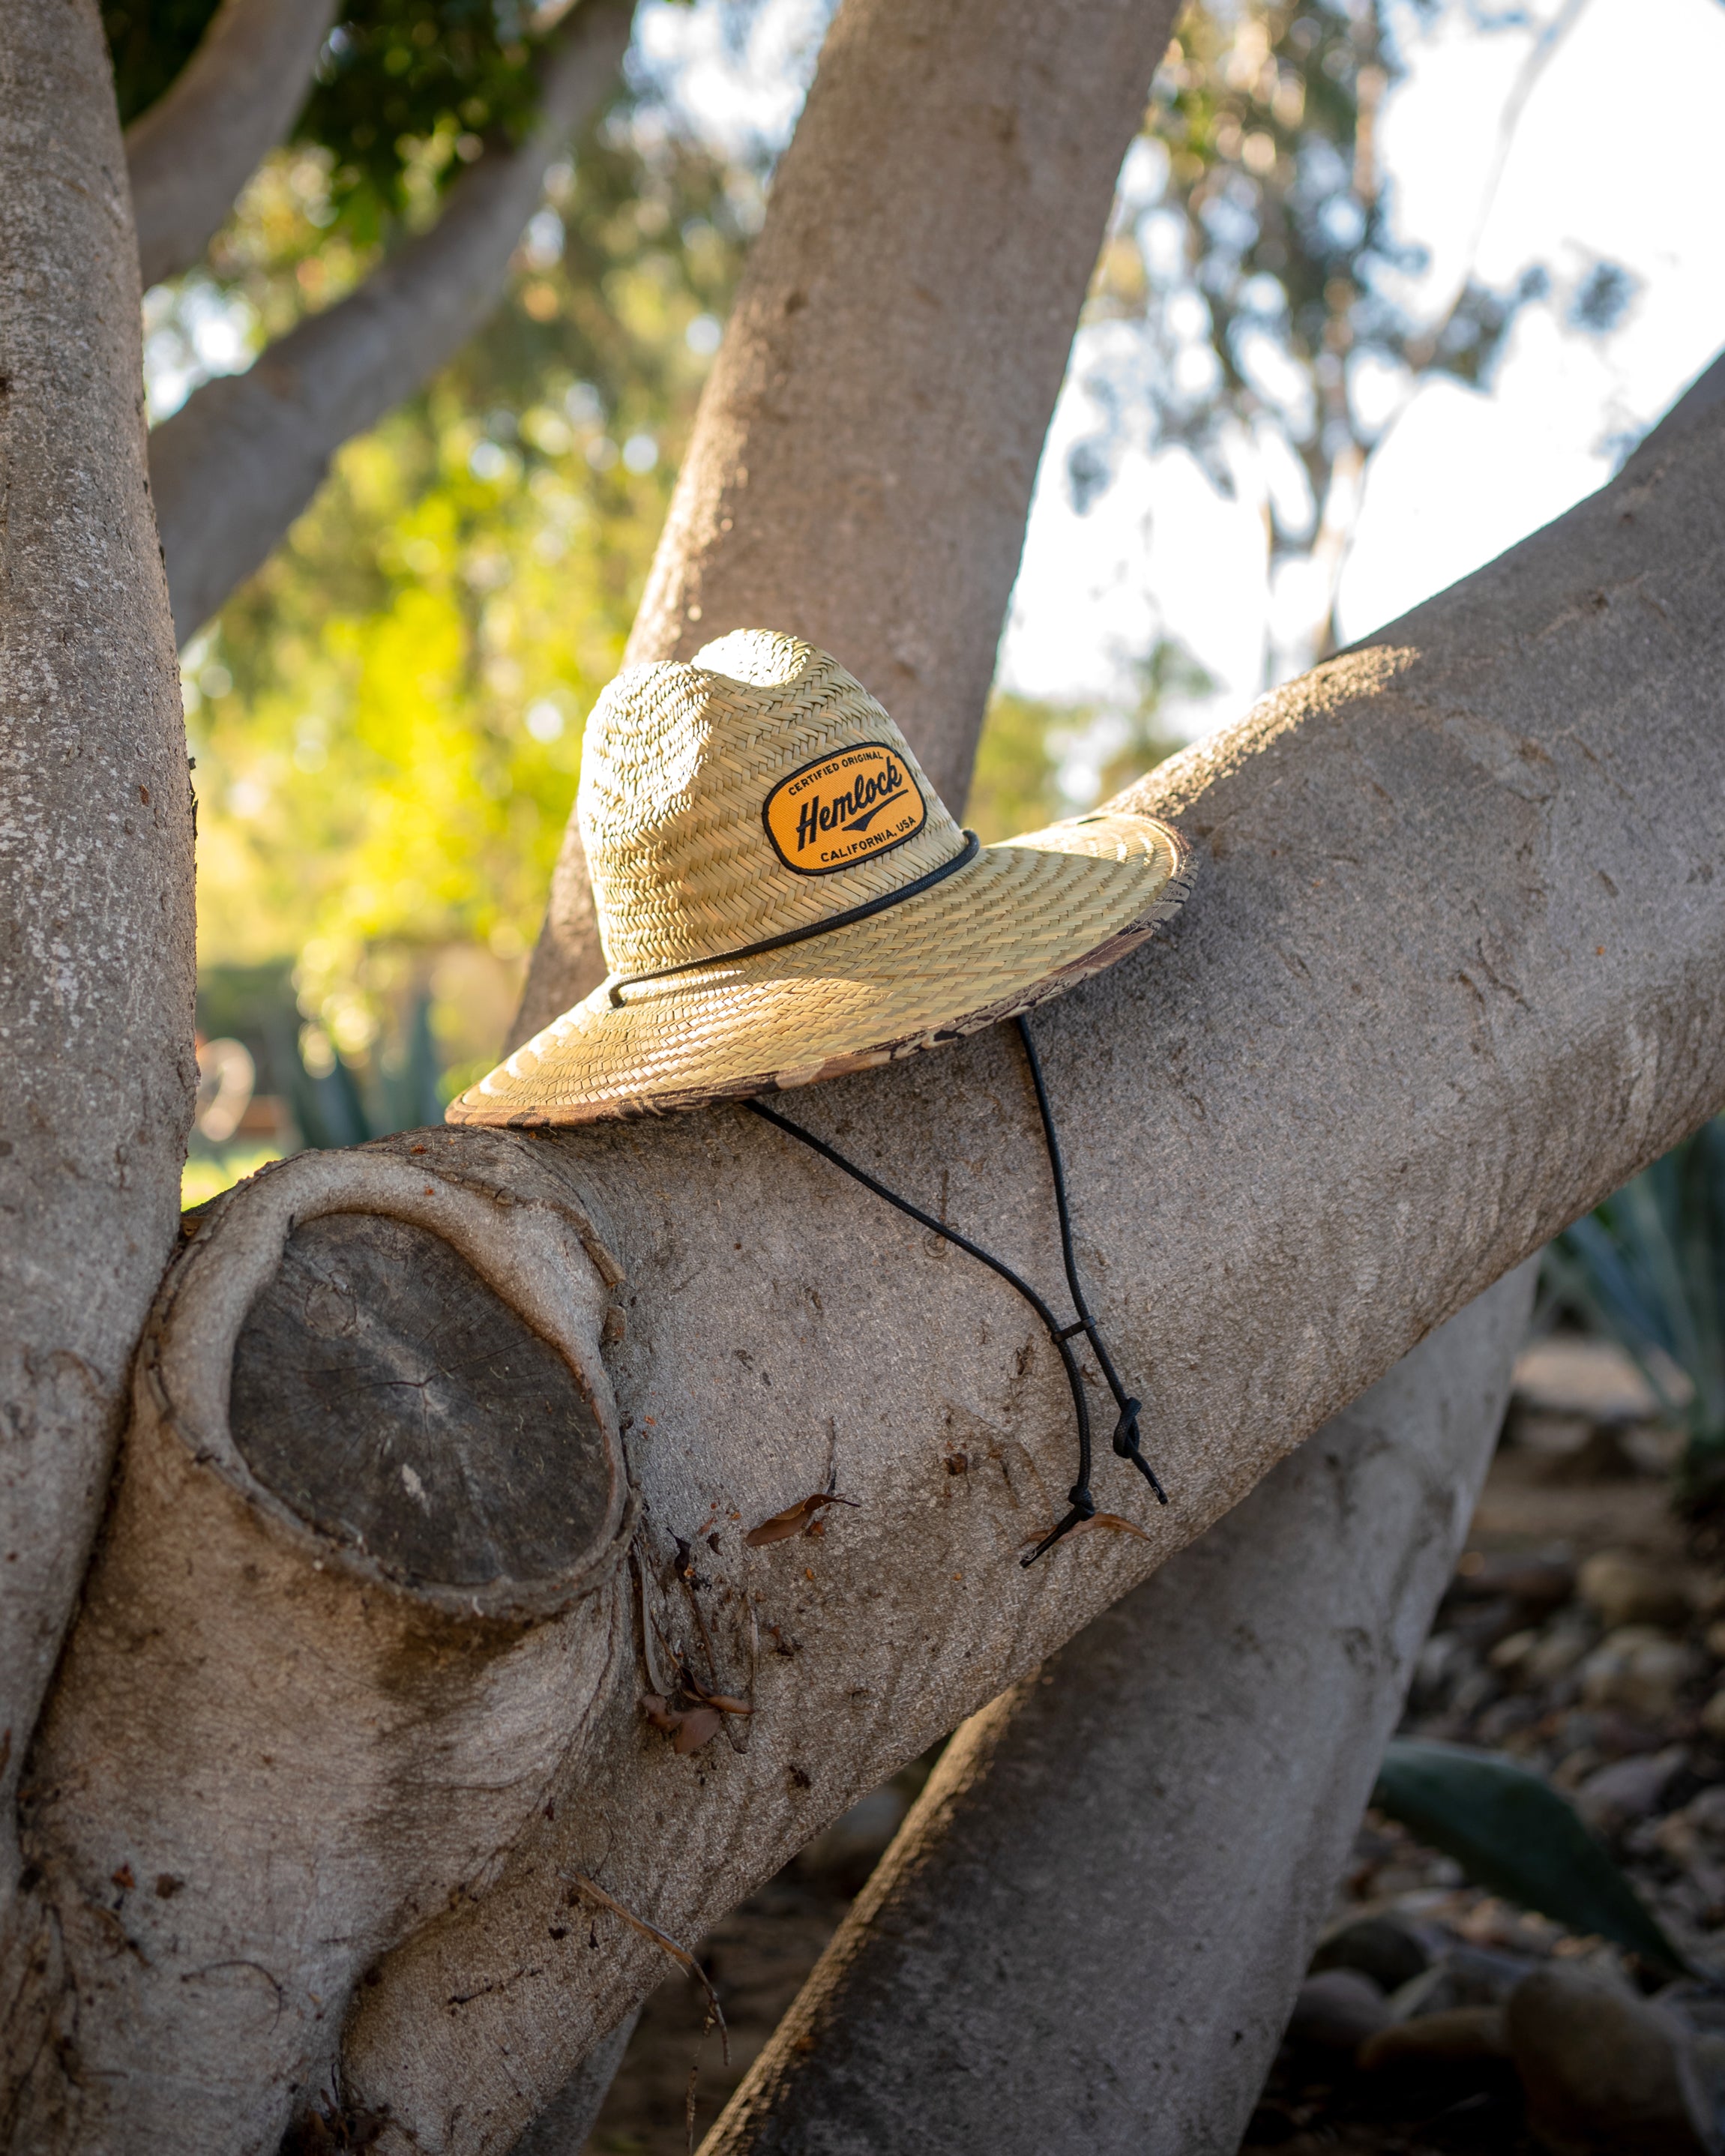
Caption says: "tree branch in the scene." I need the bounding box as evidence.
[13,392,1717,2149]
[125,0,338,289]
[0,0,194,1968]
[515,0,1188,1038]
[1629,342,1725,465]
[702,1268,1534,2154]
[344,415,1725,2152]
[148,0,635,645]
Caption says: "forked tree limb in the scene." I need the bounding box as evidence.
[7,1,1725,2144]
[0,0,196,1939]
[514,0,1186,1040]
[677,361,1725,2156]
[125,0,338,289]
[353,421,1720,2149]
[11,380,1725,2154]
[701,1265,1535,2155]
[356,414,1725,2146]
[150,0,635,645]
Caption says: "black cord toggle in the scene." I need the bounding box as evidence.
[1110,1394,1169,1504]
[742,1013,1169,1569]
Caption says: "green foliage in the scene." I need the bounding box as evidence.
[1545,1115,1725,1501]
[965,693,1068,844]
[104,0,223,124]
[1373,1738,1688,1975]
[301,0,544,232]
[104,0,601,237]
[966,642,1202,846]
[174,71,750,1106]
[1074,1,1595,666]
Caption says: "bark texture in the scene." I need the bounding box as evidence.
[334,410,1725,2150]
[510,2013,637,2155]
[7,1138,632,2150]
[0,0,195,1928]
[702,1267,1535,2155]
[10,399,1723,2153]
[150,0,634,644]
[1630,341,1725,464]
[514,0,1183,1039]
[126,0,338,289]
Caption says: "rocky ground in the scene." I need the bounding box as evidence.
[583,1337,1725,2155]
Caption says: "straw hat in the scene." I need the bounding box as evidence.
[449,630,1191,1127]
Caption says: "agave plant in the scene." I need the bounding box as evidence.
[1545,1113,1725,1499]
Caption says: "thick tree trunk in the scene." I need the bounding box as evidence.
[0,0,195,1942]
[4,2,1724,2146]
[150,0,634,644]
[702,1265,1535,2155]
[4,396,1712,2152]
[513,0,1184,1042]
[10,1138,630,2151]
[337,418,1725,2151]
[126,0,337,289]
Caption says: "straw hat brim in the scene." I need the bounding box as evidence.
[450,811,1192,1127]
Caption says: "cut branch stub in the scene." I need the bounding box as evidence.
[232,1211,618,1593]
[171,1132,629,1615]
[9,1133,631,2153]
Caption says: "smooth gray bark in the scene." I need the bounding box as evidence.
[126,0,337,289]
[1630,340,1725,463]
[151,0,634,643]
[509,2012,637,2155]
[702,1266,1535,2155]
[8,362,1724,2156]
[289,403,1725,2148]
[513,0,1185,1044]
[0,0,196,1932]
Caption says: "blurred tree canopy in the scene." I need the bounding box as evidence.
[121,0,1615,1175]
[122,0,756,1135]
[1071,0,1619,675]
[108,0,551,233]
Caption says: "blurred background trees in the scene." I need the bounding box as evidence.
[122,0,1645,1198]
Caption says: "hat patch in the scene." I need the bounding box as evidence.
[762,743,927,876]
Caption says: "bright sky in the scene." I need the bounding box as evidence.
[154,0,1725,760]
[640,0,1725,755]
[995,0,1725,742]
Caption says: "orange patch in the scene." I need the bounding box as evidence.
[762,743,927,876]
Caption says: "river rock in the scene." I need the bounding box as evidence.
[1575,1746,1689,1837]
[1505,1966,1718,2155]
[1285,1969,1392,2056]
[1582,1627,1702,1720]
[1310,1914,1430,1993]
[1579,1553,1694,1631]
[1361,2004,1508,2070]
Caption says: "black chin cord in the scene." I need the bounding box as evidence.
[741,1014,1166,1565]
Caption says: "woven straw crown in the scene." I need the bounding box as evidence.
[580,630,960,980]
[448,629,1191,1126]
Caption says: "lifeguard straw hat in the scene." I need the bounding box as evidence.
[449,630,1191,1127]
